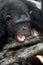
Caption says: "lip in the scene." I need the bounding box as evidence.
[17,35,26,42]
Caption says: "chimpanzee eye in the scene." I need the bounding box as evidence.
[6,15,11,21]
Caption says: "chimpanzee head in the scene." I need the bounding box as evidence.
[0,0,31,43]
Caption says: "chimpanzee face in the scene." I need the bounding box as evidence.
[15,22,31,42]
[7,15,31,42]
[6,15,31,42]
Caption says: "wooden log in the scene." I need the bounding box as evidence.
[0,43,43,65]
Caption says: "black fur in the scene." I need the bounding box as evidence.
[0,0,43,50]
[0,0,31,49]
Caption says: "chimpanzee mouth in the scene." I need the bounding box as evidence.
[17,35,26,42]
[16,34,32,43]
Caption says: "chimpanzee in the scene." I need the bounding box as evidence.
[0,0,43,49]
[0,0,31,50]
[0,0,43,48]
[0,0,43,65]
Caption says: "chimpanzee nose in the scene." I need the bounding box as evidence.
[22,26,27,31]
[21,26,31,36]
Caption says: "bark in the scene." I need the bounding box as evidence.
[0,43,43,65]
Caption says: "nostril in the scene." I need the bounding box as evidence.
[23,28,25,30]
[22,26,27,31]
